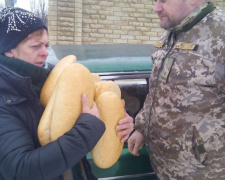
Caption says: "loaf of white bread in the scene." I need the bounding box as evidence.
[38,55,125,168]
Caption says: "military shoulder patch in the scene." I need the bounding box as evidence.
[174,42,198,50]
[155,41,164,48]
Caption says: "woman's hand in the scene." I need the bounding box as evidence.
[116,112,134,142]
[82,93,100,119]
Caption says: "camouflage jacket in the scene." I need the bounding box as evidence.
[135,2,225,179]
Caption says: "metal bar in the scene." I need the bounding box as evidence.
[99,72,151,81]
[98,71,151,76]
[98,172,157,180]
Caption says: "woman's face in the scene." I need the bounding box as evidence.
[5,29,49,67]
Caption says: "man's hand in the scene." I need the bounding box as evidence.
[82,93,100,119]
[116,112,134,142]
[128,130,144,156]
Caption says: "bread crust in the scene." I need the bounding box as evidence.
[38,85,57,146]
[95,80,121,100]
[50,63,95,141]
[92,91,125,168]
[38,61,95,145]
[91,73,102,83]
[40,55,77,107]
[38,56,124,168]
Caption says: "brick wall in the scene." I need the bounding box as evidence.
[48,0,225,45]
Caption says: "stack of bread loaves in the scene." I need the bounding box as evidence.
[38,55,125,169]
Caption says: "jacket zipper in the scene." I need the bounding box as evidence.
[146,32,177,137]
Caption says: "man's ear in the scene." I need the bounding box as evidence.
[4,50,14,58]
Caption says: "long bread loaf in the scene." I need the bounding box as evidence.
[92,91,125,168]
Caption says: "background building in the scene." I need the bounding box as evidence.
[48,0,225,45]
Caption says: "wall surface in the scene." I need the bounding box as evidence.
[48,0,225,45]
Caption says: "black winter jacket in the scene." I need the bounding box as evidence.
[0,63,105,180]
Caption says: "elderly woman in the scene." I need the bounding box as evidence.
[0,7,133,180]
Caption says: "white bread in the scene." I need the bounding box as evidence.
[38,56,124,168]
[38,85,57,146]
[50,63,95,141]
[38,62,95,145]
[91,73,102,83]
[95,80,121,100]
[40,55,77,107]
[92,91,125,168]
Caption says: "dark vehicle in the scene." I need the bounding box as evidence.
[47,44,157,180]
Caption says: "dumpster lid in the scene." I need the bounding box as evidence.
[50,44,153,73]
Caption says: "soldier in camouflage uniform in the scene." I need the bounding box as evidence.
[128,0,225,179]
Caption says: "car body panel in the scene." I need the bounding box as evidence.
[87,143,157,180]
